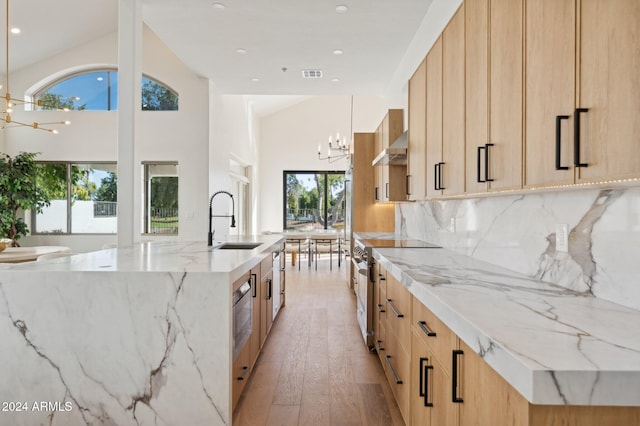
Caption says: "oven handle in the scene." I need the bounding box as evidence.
[369,261,375,283]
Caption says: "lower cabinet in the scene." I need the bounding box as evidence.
[375,270,640,425]
[260,255,274,347]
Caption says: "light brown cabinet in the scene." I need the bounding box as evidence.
[259,255,273,346]
[374,109,405,202]
[426,7,466,198]
[407,58,427,201]
[525,0,640,187]
[440,5,466,196]
[425,36,443,199]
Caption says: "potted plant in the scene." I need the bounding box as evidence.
[0,152,50,246]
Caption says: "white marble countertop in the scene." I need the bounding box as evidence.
[372,246,640,406]
[6,235,284,279]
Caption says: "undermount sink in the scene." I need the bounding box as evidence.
[214,242,262,250]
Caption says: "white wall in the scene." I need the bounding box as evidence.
[5,26,209,252]
[209,91,260,238]
[257,95,387,233]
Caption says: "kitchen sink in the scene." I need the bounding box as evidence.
[214,242,262,250]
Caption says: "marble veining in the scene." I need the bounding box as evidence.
[398,186,640,311]
[374,247,640,406]
[0,237,283,425]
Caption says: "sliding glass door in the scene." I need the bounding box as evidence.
[283,171,345,231]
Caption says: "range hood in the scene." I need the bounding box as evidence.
[372,131,407,166]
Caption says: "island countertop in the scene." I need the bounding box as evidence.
[373,246,640,407]
[5,235,284,281]
[0,236,284,426]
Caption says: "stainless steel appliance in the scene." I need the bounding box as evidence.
[353,237,441,349]
[232,278,252,360]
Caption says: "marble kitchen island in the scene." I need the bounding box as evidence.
[0,235,284,426]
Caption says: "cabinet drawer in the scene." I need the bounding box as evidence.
[260,255,272,279]
[412,296,458,375]
[376,263,387,295]
[386,273,411,353]
[376,319,387,366]
[385,330,410,423]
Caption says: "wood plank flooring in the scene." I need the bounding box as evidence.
[233,255,404,426]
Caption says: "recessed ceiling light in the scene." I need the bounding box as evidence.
[212,2,225,10]
[333,49,344,55]
[335,5,348,13]
[251,78,260,82]
[331,78,341,83]
[236,48,247,54]
[10,27,20,35]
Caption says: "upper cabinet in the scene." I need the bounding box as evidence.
[426,7,466,198]
[373,109,406,202]
[487,0,523,191]
[407,59,427,201]
[465,0,523,195]
[525,0,640,187]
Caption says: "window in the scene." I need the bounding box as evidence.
[283,171,346,231]
[230,159,251,236]
[33,163,118,234]
[143,163,179,234]
[34,70,178,111]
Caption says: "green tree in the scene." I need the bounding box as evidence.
[39,92,87,110]
[0,152,50,244]
[150,177,178,209]
[94,172,117,202]
[141,78,178,111]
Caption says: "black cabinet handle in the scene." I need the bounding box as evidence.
[267,278,272,300]
[419,357,434,407]
[434,163,439,190]
[237,366,249,381]
[477,146,485,183]
[406,174,411,196]
[484,144,494,182]
[374,186,379,201]
[438,162,445,190]
[378,273,385,281]
[417,320,437,337]
[251,274,257,297]
[385,355,403,384]
[376,303,386,313]
[386,299,404,318]
[574,108,589,167]
[376,339,384,352]
[385,182,389,199]
[555,115,570,170]
[452,349,464,403]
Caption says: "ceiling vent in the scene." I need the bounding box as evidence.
[302,69,323,79]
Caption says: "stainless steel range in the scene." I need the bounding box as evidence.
[352,237,441,349]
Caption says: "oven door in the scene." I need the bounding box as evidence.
[354,258,373,348]
[233,279,252,361]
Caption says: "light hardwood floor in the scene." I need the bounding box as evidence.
[233,254,404,426]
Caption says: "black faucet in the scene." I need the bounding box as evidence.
[208,190,236,246]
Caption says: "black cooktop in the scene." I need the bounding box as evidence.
[361,239,441,248]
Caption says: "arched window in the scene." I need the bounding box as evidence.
[33,70,179,111]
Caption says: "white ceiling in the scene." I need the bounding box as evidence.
[3,0,433,104]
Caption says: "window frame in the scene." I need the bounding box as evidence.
[31,161,118,235]
[142,161,179,235]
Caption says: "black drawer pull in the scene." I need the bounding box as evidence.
[385,355,403,384]
[555,115,570,170]
[574,108,589,167]
[452,350,464,403]
[386,299,404,318]
[419,357,434,407]
[251,274,257,297]
[376,339,384,352]
[477,146,485,183]
[417,320,436,337]
[484,143,494,182]
[377,303,386,313]
[237,366,249,381]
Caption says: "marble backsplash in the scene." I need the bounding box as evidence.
[397,186,640,311]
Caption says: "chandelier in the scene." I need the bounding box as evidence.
[0,0,70,133]
[317,96,353,164]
